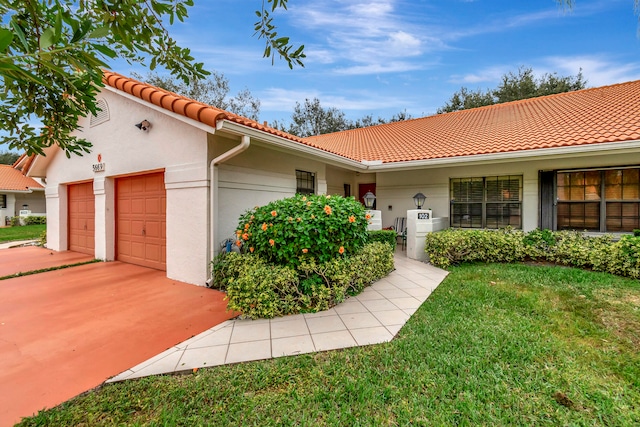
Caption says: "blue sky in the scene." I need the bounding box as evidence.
[37,1,640,134]
[109,0,640,125]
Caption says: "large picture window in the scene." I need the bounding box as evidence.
[296,170,315,195]
[557,167,640,232]
[450,175,522,229]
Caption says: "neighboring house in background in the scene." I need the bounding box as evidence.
[0,158,45,225]
[23,72,640,285]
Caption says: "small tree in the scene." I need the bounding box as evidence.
[437,67,587,113]
[0,151,20,165]
[134,72,261,121]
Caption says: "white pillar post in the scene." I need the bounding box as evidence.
[366,209,382,231]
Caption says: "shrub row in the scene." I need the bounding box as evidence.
[23,216,46,225]
[425,228,640,279]
[9,216,46,226]
[367,229,397,250]
[212,242,395,319]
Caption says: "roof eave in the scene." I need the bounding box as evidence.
[366,139,640,171]
[216,120,369,171]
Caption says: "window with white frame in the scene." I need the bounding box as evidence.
[0,194,6,209]
[450,175,523,229]
[296,170,315,195]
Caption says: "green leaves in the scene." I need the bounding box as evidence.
[39,27,56,50]
[254,0,305,68]
[214,241,393,319]
[0,0,210,156]
[236,194,369,269]
[0,28,13,51]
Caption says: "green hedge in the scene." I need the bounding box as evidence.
[425,228,640,279]
[212,242,394,319]
[367,229,397,250]
[23,216,46,225]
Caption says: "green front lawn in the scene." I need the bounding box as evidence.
[19,264,640,426]
[0,224,45,243]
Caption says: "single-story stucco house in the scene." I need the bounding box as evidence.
[23,72,640,285]
[0,156,45,225]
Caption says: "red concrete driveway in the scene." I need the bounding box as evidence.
[0,260,235,426]
[0,246,94,277]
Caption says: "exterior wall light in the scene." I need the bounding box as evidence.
[135,120,151,131]
[413,192,427,209]
[363,191,376,209]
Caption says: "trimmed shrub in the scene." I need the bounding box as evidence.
[367,229,397,250]
[213,242,394,319]
[235,194,370,268]
[424,228,526,269]
[23,216,46,225]
[10,216,20,227]
[425,227,640,280]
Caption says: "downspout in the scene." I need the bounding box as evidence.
[207,134,250,285]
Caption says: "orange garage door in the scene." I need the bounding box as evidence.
[68,182,95,255]
[116,172,166,271]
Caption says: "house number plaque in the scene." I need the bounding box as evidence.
[93,153,105,172]
[418,212,430,220]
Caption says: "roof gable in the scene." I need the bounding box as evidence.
[102,71,306,145]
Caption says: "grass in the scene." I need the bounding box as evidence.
[18,263,640,426]
[0,224,45,243]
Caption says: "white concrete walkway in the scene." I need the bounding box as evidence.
[0,239,38,250]
[108,253,448,382]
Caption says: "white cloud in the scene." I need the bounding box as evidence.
[543,55,640,87]
[449,66,511,84]
[259,86,414,114]
[334,61,424,75]
[289,0,430,74]
[445,55,640,90]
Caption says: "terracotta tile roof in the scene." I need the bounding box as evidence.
[305,80,640,163]
[0,165,44,191]
[102,71,308,145]
[102,72,640,165]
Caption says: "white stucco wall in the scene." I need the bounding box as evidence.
[0,191,45,221]
[213,141,331,250]
[375,150,640,231]
[45,90,210,285]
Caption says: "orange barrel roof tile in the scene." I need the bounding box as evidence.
[0,165,43,191]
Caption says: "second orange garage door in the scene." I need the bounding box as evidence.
[116,172,166,271]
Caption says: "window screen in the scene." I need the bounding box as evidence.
[296,170,315,195]
[450,175,522,229]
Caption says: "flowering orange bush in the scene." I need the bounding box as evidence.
[236,194,369,267]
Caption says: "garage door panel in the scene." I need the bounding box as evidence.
[116,172,166,271]
[68,182,95,256]
[131,198,145,214]
[145,221,161,238]
[118,199,131,214]
[145,198,161,214]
